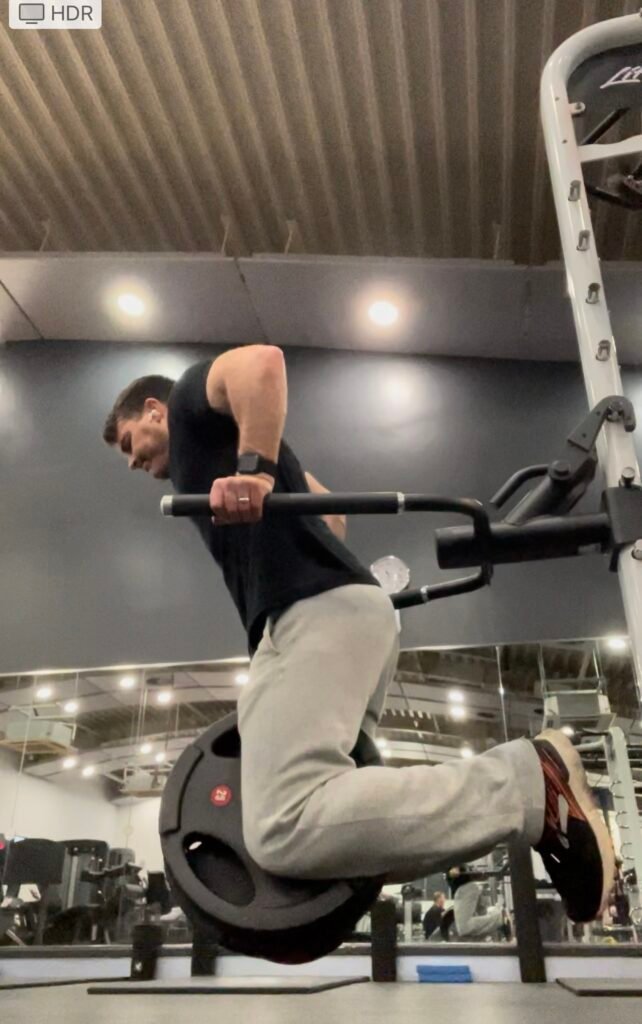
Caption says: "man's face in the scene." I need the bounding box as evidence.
[436,894,446,909]
[115,399,170,480]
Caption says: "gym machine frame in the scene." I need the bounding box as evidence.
[159,12,642,962]
[540,10,642,913]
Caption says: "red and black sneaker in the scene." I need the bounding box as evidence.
[533,729,615,922]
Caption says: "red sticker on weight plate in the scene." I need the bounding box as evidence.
[210,785,232,807]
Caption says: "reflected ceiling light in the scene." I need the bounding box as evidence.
[140,743,152,755]
[368,301,398,327]
[35,685,54,701]
[62,757,77,770]
[117,293,145,317]
[119,675,136,690]
[375,737,389,749]
[382,749,392,759]
[235,672,249,686]
[561,725,575,737]
[82,765,95,778]
[448,689,465,704]
[449,705,467,721]
[460,746,474,759]
[156,690,173,705]
[607,636,627,651]
[63,700,79,714]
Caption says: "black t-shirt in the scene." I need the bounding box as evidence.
[168,360,379,655]
[422,904,444,938]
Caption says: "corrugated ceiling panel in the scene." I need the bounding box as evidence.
[0,0,639,260]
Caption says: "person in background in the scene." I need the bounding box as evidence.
[448,865,507,941]
[422,891,446,940]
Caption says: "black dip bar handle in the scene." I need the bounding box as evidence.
[160,492,494,605]
[161,492,463,517]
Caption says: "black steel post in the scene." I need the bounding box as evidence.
[508,839,546,983]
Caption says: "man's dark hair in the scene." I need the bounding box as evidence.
[103,375,175,445]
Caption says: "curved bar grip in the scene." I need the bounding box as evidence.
[161,491,494,607]
[490,465,549,510]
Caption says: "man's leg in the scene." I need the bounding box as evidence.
[457,910,504,940]
[238,584,544,883]
[453,882,503,940]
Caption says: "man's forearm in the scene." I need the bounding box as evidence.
[324,515,347,542]
[225,348,287,461]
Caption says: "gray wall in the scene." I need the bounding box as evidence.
[1,339,640,675]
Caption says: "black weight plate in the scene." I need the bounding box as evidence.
[160,712,383,962]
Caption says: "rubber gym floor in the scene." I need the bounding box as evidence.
[3,979,642,1023]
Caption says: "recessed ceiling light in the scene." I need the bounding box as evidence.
[140,743,152,755]
[448,689,465,704]
[62,757,77,770]
[117,293,145,317]
[155,752,165,764]
[375,737,389,749]
[82,765,95,778]
[119,675,136,690]
[460,746,474,759]
[607,636,627,651]
[35,685,54,701]
[235,672,249,685]
[450,705,467,721]
[368,301,398,326]
[63,700,79,714]
[156,690,173,705]
[561,725,575,737]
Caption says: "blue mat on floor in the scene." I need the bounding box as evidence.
[416,965,473,983]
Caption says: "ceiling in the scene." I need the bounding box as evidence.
[0,0,640,263]
[1,639,640,798]
[2,253,642,362]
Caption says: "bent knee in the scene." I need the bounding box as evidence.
[243,817,302,877]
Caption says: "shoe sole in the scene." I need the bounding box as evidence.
[537,729,616,918]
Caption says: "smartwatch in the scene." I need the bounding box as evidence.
[236,451,278,478]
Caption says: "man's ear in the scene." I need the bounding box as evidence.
[143,397,164,420]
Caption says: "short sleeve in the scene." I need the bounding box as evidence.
[168,360,213,421]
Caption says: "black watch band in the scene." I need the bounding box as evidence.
[236,451,278,478]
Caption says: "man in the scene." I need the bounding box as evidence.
[447,866,506,941]
[422,891,446,940]
[103,344,614,921]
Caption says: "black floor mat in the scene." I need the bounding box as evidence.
[557,977,642,997]
[88,975,370,995]
[1,976,127,990]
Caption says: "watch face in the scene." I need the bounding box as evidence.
[369,555,411,595]
[238,454,258,473]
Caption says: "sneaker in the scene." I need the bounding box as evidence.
[533,729,615,922]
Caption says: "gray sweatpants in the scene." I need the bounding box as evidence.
[238,584,545,883]
[453,881,504,939]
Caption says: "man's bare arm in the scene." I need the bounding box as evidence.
[206,345,287,462]
[305,471,347,542]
